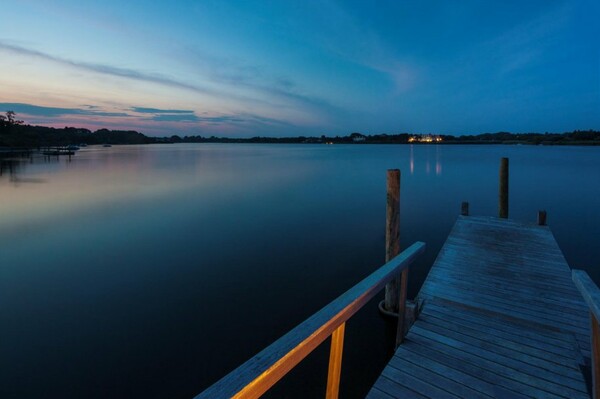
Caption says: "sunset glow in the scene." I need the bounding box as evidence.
[1,1,598,137]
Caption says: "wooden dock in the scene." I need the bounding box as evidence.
[368,215,592,399]
[196,164,600,399]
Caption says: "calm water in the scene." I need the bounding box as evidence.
[1,144,599,398]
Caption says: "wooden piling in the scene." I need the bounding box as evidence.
[384,169,400,312]
[499,157,509,218]
[538,210,547,226]
[461,201,469,216]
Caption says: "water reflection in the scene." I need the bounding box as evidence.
[0,158,23,181]
[408,145,443,176]
[1,143,599,399]
[0,151,69,184]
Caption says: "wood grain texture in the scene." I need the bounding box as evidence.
[368,216,592,399]
[195,241,425,399]
[325,323,345,399]
[384,169,400,312]
[395,268,409,347]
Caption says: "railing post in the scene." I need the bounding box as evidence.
[537,210,547,226]
[384,169,400,312]
[395,268,408,347]
[461,201,469,216]
[499,157,509,218]
[326,322,346,399]
[573,270,600,399]
[592,313,600,399]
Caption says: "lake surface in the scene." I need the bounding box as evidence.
[1,144,599,398]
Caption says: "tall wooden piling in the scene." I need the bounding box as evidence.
[499,157,509,218]
[384,169,400,312]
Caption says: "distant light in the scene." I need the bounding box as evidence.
[409,134,442,143]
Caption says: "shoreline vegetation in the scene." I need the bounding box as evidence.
[1,111,599,148]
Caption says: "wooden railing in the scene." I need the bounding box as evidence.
[573,270,600,399]
[196,241,426,399]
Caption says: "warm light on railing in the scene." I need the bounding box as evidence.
[196,242,426,399]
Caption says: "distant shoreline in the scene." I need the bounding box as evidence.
[1,115,599,148]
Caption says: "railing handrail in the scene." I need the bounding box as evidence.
[573,269,600,322]
[196,241,426,399]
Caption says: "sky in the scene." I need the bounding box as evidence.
[0,0,598,137]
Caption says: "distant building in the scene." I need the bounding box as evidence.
[408,134,443,143]
[350,133,366,142]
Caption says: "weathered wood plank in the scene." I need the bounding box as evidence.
[424,305,582,359]
[405,331,574,399]
[380,365,460,399]
[420,280,589,327]
[412,324,588,396]
[427,296,590,358]
[419,286,590,335]
[425,268,586,307]
[394,344,530,399]
[421,310,583,371]
[368,376,427,399]
[431,246,574,277]
[426,301,581,347]
[369,216,591,399]
[365,387,397,399]
[388,354,489,398]
[432,257,577,285]
[422,274,588,315]
[400,337,553,399]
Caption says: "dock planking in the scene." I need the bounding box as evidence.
[368,216,592,398]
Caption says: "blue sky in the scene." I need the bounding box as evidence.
[0,0,598,137]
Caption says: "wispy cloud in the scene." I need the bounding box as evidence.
[149,111,290,126]
[308,0,419,94]
[0,40,335,117]
[173,45,336,112]
[132,106,199,122]
[0,41,234,100]
[486,4,570,76]
[132,107,195,114]
[151,114,201,122]
[0,102,130,117]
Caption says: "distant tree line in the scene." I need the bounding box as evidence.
[172,131,600,145]
[0,112,154,147]
[1,111,599,148]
